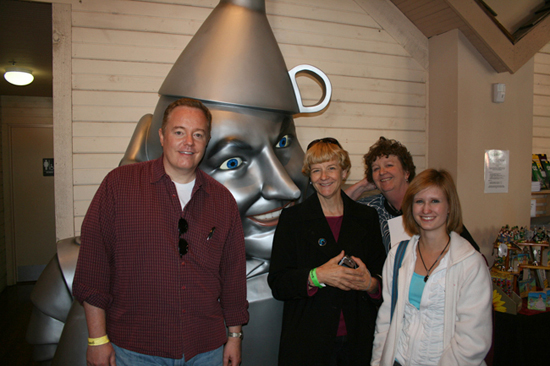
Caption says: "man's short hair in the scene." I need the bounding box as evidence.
[162,97,213,137]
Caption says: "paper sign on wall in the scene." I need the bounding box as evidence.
[484,150,509,193]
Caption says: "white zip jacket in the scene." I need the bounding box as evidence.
[371,232,492,366]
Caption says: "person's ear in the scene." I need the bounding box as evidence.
[342,168,350,180]
[159,128,164,147]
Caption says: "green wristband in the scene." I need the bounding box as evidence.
[310,268,325,288]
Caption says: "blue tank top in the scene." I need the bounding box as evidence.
[409,272,426,309]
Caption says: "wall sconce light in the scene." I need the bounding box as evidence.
[4,66,34,86]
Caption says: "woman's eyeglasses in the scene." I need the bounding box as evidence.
[178,218,189,257]
[306,137,342,151]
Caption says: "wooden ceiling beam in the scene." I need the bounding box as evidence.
[389,0,550,74]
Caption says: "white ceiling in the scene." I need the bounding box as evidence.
[0,0,52,97]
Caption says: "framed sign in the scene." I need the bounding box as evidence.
[484,150,509,193]
[43,158,54,177]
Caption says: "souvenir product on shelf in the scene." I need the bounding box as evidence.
[492,225,550,301]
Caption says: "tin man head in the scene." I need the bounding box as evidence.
[200,105,306,260]
[122,0,331,266]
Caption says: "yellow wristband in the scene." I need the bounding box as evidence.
[88,335,110,346]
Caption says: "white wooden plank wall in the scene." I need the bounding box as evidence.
[70,0,427,234]
[533,41,550,157]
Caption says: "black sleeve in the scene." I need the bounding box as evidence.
[460,225,480,252]
[363,209,386,305]
[268,208,311,301]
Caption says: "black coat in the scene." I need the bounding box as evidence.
[268,191,386,366]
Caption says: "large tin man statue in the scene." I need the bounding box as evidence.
[27,1,331,365]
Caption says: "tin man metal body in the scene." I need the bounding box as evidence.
[27,1,332,364]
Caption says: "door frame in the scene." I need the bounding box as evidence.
[52,2,75,243]
[2,123,53,284]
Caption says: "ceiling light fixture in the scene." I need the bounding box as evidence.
[4,66,34,86]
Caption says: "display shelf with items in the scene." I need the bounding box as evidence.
[531,190,550,217]
[531,154,550,192]
[492,225,550,313]
[531,154,550,217]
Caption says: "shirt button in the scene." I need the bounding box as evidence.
[181,286,186,290]
[181,261,185,266]
[182,309,186,313]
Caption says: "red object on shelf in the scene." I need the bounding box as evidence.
[518,298,550,315]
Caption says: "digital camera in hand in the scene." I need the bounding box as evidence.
[338,255,358,269]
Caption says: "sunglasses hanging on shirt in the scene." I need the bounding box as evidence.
[178,218,189,257]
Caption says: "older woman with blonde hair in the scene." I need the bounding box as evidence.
[269,138,386,366]
[371,169,492,366]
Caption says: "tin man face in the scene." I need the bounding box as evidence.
[199,104,308,260]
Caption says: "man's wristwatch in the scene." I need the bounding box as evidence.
[228,332,243,339]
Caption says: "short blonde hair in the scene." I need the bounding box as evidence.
[302,139,351,177]
[402,169,463,236]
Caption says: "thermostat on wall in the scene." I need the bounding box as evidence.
[493,83,505,103]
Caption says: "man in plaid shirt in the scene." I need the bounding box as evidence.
[73,98,249,366]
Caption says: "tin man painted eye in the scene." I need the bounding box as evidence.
[275,135,290,148]
[219,157,243,170]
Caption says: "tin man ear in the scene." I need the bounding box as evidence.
[119,113,153,166]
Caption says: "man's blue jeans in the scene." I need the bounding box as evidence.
[112,343,223,366]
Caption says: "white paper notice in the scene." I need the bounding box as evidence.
[388,216,411,249]
[484,150,509,193]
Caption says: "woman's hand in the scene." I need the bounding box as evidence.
[315,251,377,292]
[350,256,379,293]
[344,178,377,200]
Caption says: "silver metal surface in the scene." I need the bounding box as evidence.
[201,104,309,263]
[56,237,81,293]
[26,251,73,362]
[51,300,88,366]
[28,0,332,364]
[159,0,298,113]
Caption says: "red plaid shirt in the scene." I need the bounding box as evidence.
[73,157,249,359]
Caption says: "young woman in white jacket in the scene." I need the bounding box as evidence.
[371,169,492,366]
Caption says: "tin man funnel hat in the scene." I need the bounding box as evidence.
[159,0,331,114]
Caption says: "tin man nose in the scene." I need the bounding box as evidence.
[259,150,303,200]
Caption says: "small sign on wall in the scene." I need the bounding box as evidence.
[43,158,54,177]
[484,150,509,193]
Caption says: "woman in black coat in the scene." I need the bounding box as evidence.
[268,138,386,366]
